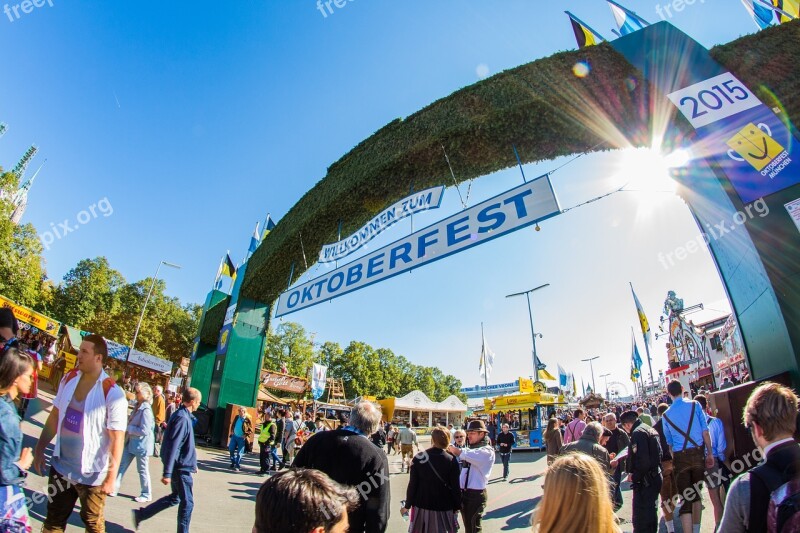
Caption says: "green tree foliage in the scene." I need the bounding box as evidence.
[49,257,200,364]
[264,322,315,377]
[266,322,466,401]
[0,169,49,308]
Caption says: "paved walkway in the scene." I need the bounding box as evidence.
[18,390,716,532]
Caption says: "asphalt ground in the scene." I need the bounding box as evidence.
[17,389,717,532]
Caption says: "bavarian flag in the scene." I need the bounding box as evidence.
[565,11,604,48]
[222,253,237,280]
[606,0,649,35]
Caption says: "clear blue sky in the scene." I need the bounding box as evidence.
[0,1,763,393]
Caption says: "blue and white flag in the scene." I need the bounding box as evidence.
[557,364,569,389]
[311,363,328,400]
[740,0,779,29]
[631,328,643,372]
[607,0,649,35]
[248,222,260,255]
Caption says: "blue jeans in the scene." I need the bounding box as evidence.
[229,435,246,468]
[138,471,194,533]
[500,453,511,478]
[115,450,152,499]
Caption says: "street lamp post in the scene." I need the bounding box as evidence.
[127,260,181,361]
[581,356,599,393]
[506,283,550,381]
[600,372,611,400]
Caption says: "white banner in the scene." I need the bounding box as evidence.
[223,304,236,326]
[311,363,328,400]
[128,349,173,374]
[318,186,445,263]
[276,175,560,317]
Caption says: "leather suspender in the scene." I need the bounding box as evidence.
[662,402,701,450]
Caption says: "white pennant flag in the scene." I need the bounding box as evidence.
[479,331,495,379]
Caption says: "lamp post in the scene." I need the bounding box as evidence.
[600,372,611,400]
[581,356,599,393]
[127,260,181,361]
[506,283,550,381]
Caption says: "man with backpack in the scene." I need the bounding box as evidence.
[719,382,800,532]
[33,334,128,533]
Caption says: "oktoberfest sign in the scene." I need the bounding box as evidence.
[276,175,560,317]
[261,370,308,394]
[318,186,445,263]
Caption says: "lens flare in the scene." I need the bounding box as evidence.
[572,61,591,78]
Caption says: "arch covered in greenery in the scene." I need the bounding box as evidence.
[238,22,800,311]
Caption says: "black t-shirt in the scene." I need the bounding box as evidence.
[497,432,515,453]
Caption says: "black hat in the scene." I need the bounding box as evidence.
[466,420,488,433]
[0,308,19,335]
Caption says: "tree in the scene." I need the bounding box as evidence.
[0,169,49,309]
[50,257,125,327]
[264,322,315,376]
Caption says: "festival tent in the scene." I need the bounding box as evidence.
[377,390,468,428]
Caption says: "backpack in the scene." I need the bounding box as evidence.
[767,478,800,532]
[62,368,116,398]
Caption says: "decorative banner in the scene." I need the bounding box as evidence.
[319,186,445,263]
[260,369,308,394]
[277,175,560,317]
[667,72,800,204]
[0,294,60,336]
[311,363,328,400]
[128,349,173,374]
[190,336,200,361]
[216,324,233,356]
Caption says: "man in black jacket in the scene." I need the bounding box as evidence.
[133,387,201,533]
[496,423,515,481]
[294,401,390,533]
[603,412,630,511]
[620,410,662,533]
[274,409,286,469]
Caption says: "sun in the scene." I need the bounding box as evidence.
[610,145,691,217]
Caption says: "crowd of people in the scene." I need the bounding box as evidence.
[1,301,800,533]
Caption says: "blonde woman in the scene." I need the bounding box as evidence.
[113,381,155,502]
[532,453,621,533]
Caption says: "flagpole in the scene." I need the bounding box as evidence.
[481,322,488,398]
[754,0,796,20]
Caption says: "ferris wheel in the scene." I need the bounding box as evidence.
[606,381,631,398]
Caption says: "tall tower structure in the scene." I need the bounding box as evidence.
[11,160,46,224]
[12,145,37,179]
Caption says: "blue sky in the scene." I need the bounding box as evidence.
[0,1,764,393]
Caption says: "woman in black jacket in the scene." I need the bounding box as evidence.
[401,426,461,532]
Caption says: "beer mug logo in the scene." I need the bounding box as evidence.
[726,122,785,171]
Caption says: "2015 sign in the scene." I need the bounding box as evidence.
[667,73,760,129]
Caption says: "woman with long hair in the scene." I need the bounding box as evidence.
[113,381,155,502]
[0,347,34,532]
[532,453,621,533]
[543,417,562,466]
